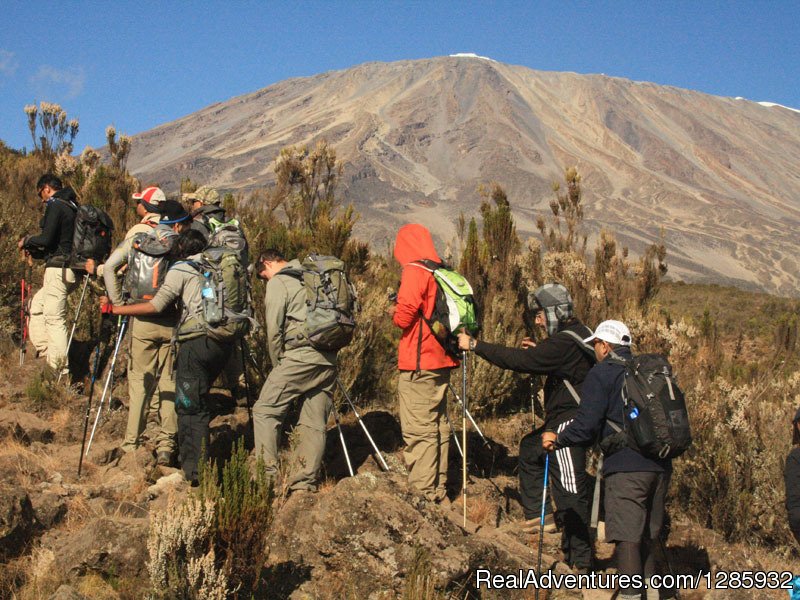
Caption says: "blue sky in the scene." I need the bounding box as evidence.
[1,1,797,152]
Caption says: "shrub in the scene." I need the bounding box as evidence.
[148,440,274,599]
[198,438,274,596]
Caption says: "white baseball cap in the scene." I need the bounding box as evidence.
[583,320,632,346]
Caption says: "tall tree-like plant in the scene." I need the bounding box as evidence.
[24,102,79,159]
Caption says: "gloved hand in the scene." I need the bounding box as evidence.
[100,296,113,314]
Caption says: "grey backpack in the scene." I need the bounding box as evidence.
[283,254,357,352]
[122,229,178,303]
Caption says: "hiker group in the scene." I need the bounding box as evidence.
[22,173,797,600]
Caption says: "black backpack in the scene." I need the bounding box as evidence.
[69,203,115,264]
[606,353,692,460]
[53,196,114,265]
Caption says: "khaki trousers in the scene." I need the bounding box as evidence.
[122,317,177,453]
[28,267,77,370]
[253,357,335,492]
[398,368,450,502]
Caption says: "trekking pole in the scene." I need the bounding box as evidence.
[19,260,32,366]
[462,350,468,528]
[19,278,27,366]
[239,338,253,423]
[78,337,104,478]
[58,274,90,384]
[331,406,355,477]
[444,402,463,458]
[85,316,128,457]
[448,383,490,449]
[335,376,390,471]
[535,453,550,600]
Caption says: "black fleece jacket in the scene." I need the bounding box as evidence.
[474,320,594,430]
[785,446,800,544]
[24,187,77,267]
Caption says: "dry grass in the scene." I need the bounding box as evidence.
[76,572,121,600]
[11,548,62,600]
[0,438,58,487]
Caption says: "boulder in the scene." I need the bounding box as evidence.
[0,409,54,444]
[45,517,149,580]
[267,472,548,599]
[31,491,68,528]
[0,483,36,559]
[144,471,187,501]
[48,585,88,600]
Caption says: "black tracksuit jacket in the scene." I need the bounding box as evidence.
[473,320,595,430]
[785,446,800,544]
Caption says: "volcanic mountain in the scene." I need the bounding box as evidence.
[126,55,800,294]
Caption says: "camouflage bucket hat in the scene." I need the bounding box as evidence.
[183,185,220,205]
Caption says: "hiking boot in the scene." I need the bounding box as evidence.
[521,513,557,534]
[156,451,174,467]
[435,496,453,510]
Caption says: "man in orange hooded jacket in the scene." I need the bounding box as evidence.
[391,224,458,503]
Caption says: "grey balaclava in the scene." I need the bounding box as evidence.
[529,283,574,336]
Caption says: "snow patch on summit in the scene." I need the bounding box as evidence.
[757,101,800,114]
[734,96,800,114]
[449,53,496,62]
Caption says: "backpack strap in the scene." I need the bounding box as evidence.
[558,329,596,405]
[563,379,581,406]
[561,329,596,358]
[406,260,441,371]
[604,351,630,433]
[54,197,78,212]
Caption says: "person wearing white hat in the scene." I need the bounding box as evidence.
[543,319,673,600]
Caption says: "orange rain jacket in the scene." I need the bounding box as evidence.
[392,224,459,372]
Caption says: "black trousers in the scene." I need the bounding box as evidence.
[519,424,593,569]
[175,336,232,483]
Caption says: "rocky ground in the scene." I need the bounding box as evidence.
[0,349,796,599]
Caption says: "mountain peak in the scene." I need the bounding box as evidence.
[126,59,800,295]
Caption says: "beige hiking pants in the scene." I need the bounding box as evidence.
[28,267,77,370]
[253,357,335,492]
[122,317,177,454]
[398,368,451,502]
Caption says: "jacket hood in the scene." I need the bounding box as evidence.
[393,224,441,265]
[52,187,78,205]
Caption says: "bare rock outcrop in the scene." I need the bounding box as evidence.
[268,472,549,598]
[47,585,88,600]
[42,517,149,581]
[0,483,36,560]
[0,409,54,444]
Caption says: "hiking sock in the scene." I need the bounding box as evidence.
[616,541,643,598]
[641,539,658,600]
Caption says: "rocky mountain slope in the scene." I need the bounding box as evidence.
[125,56,800,295]
[1,352,794,599]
